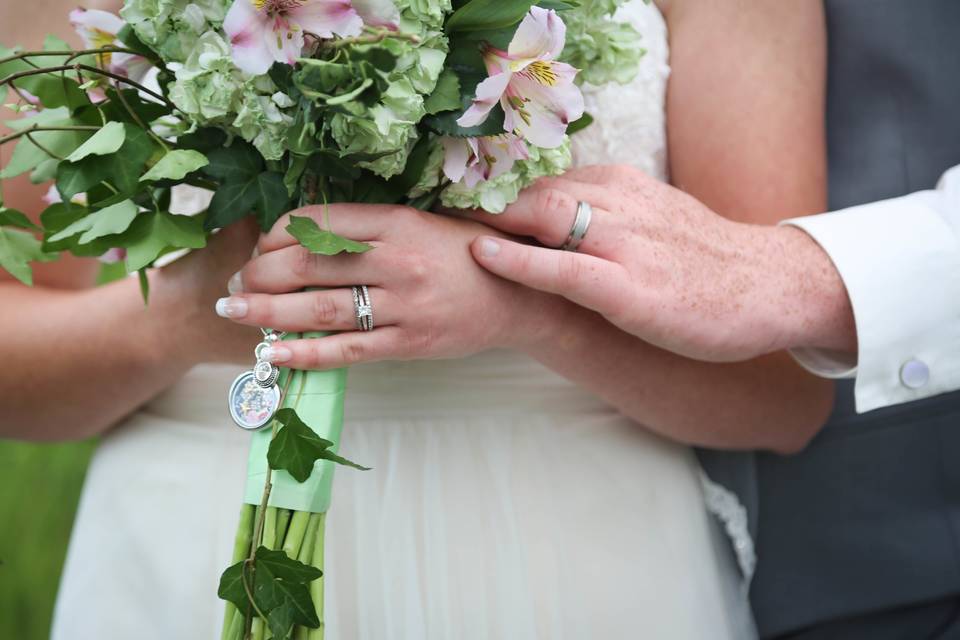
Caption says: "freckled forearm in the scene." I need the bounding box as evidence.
[522,302,833,453]
[758,225,857,355]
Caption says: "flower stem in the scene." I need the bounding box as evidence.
[222,504,256,640]
[297,513,323,565]
[275,508,292,547]
[307,513,327,640]
[282,511,312,560]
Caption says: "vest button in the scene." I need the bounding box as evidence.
[900,359,930,389]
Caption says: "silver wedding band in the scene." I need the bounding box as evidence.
[561,201,593,252]
[352,285,374,332]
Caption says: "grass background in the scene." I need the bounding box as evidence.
[0,440,94,640]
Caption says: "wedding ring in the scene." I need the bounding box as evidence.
[561,201,593,252]
[352,285,374,332]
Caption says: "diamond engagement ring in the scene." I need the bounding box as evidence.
[352,285,374,331]
[560,201,593,252]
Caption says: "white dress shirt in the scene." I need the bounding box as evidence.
[782,165,960,413]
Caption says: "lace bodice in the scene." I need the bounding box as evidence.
[569,1,670,179]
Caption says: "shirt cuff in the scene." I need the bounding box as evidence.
[781,190,960,413]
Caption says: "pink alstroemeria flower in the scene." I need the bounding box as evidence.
[224,0,364,75]
[441,134,529,188]
[457,7,584,149]
[69,8,150,82]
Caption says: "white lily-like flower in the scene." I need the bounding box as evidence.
[457,7,584,149]
[441,134,529,188]
[69,8,151,81]
[223,0,364,75]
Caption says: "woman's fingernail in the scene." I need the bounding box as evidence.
[215,297,248,319]
[262,346,292,364]
[480,238,501,257]
[228,271,244,295]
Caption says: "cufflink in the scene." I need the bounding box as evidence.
[900,359,930,389]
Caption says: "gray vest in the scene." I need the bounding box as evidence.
[699,1,960,636]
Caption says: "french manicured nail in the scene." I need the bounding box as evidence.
[215,297,248,319]
[262,346,292,364]
[480,238,501,257]
[228,271,244,294]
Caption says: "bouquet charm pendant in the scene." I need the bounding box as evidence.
[228,329,285,431]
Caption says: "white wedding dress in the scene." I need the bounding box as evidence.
[52,3,755,638]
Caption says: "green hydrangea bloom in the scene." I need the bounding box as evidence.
[121,0,228,63]
[167,31,291,160]
[330,76,425,177]
[440,138,573,213]
[561,0,646,86]
[396,0,451,30]
[407,138,445,198]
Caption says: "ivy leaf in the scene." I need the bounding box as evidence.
[423,66,507,138]
[0,207,39,230]
[0,227,56,285]
[123,211,207,271]
[48,199,139,245]
[206,171,291,231]
[424,69,462,115]
[57,125,155,199]
[445,0,536,32]
[566,112,594,136]
[203,142,265,183]
[0,108,92,181]
[65,121,126,162]
[140,149,209,182]
[268,408,370,482]
[218,546,323,640]
[286,216,373,257]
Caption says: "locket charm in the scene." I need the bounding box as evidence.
[229,329,285,431]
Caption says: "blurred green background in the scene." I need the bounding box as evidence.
[0,440,94,640]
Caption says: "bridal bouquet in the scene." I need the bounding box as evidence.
[0,0,644,637]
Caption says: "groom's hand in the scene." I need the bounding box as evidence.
[467,165,856,363]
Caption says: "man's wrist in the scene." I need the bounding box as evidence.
[765,225,857,354]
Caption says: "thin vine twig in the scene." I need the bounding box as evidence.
[0,47,139,67]
[0,124,100,146]
[1,64,171,107]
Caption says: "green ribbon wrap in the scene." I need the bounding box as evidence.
[243,334,348,514]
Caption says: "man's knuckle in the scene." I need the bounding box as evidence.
[557,254,584,286]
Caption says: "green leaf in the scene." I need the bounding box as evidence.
[218,546,323,639]
[268,408,370,482]
[95,260,128,285]
[137,267,150,304]
[566,112,594,136]
[116,24,160,62]
[0,109,92,180]
[203,142,265,183]
[423,66,507,138]
[423,69,462,115]
[0,227,55,285]
[140,149,209,182]
[0,207,38,230]
[48,199,139,244]
[446,0,536,32]
[286,215,373,257]
[65,121,126,162]
[56,125,155,199]
[123,210,206,271]
[206,171,291,231]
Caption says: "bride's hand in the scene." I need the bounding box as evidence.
[216,204,565,369]
[467,165,851,363]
